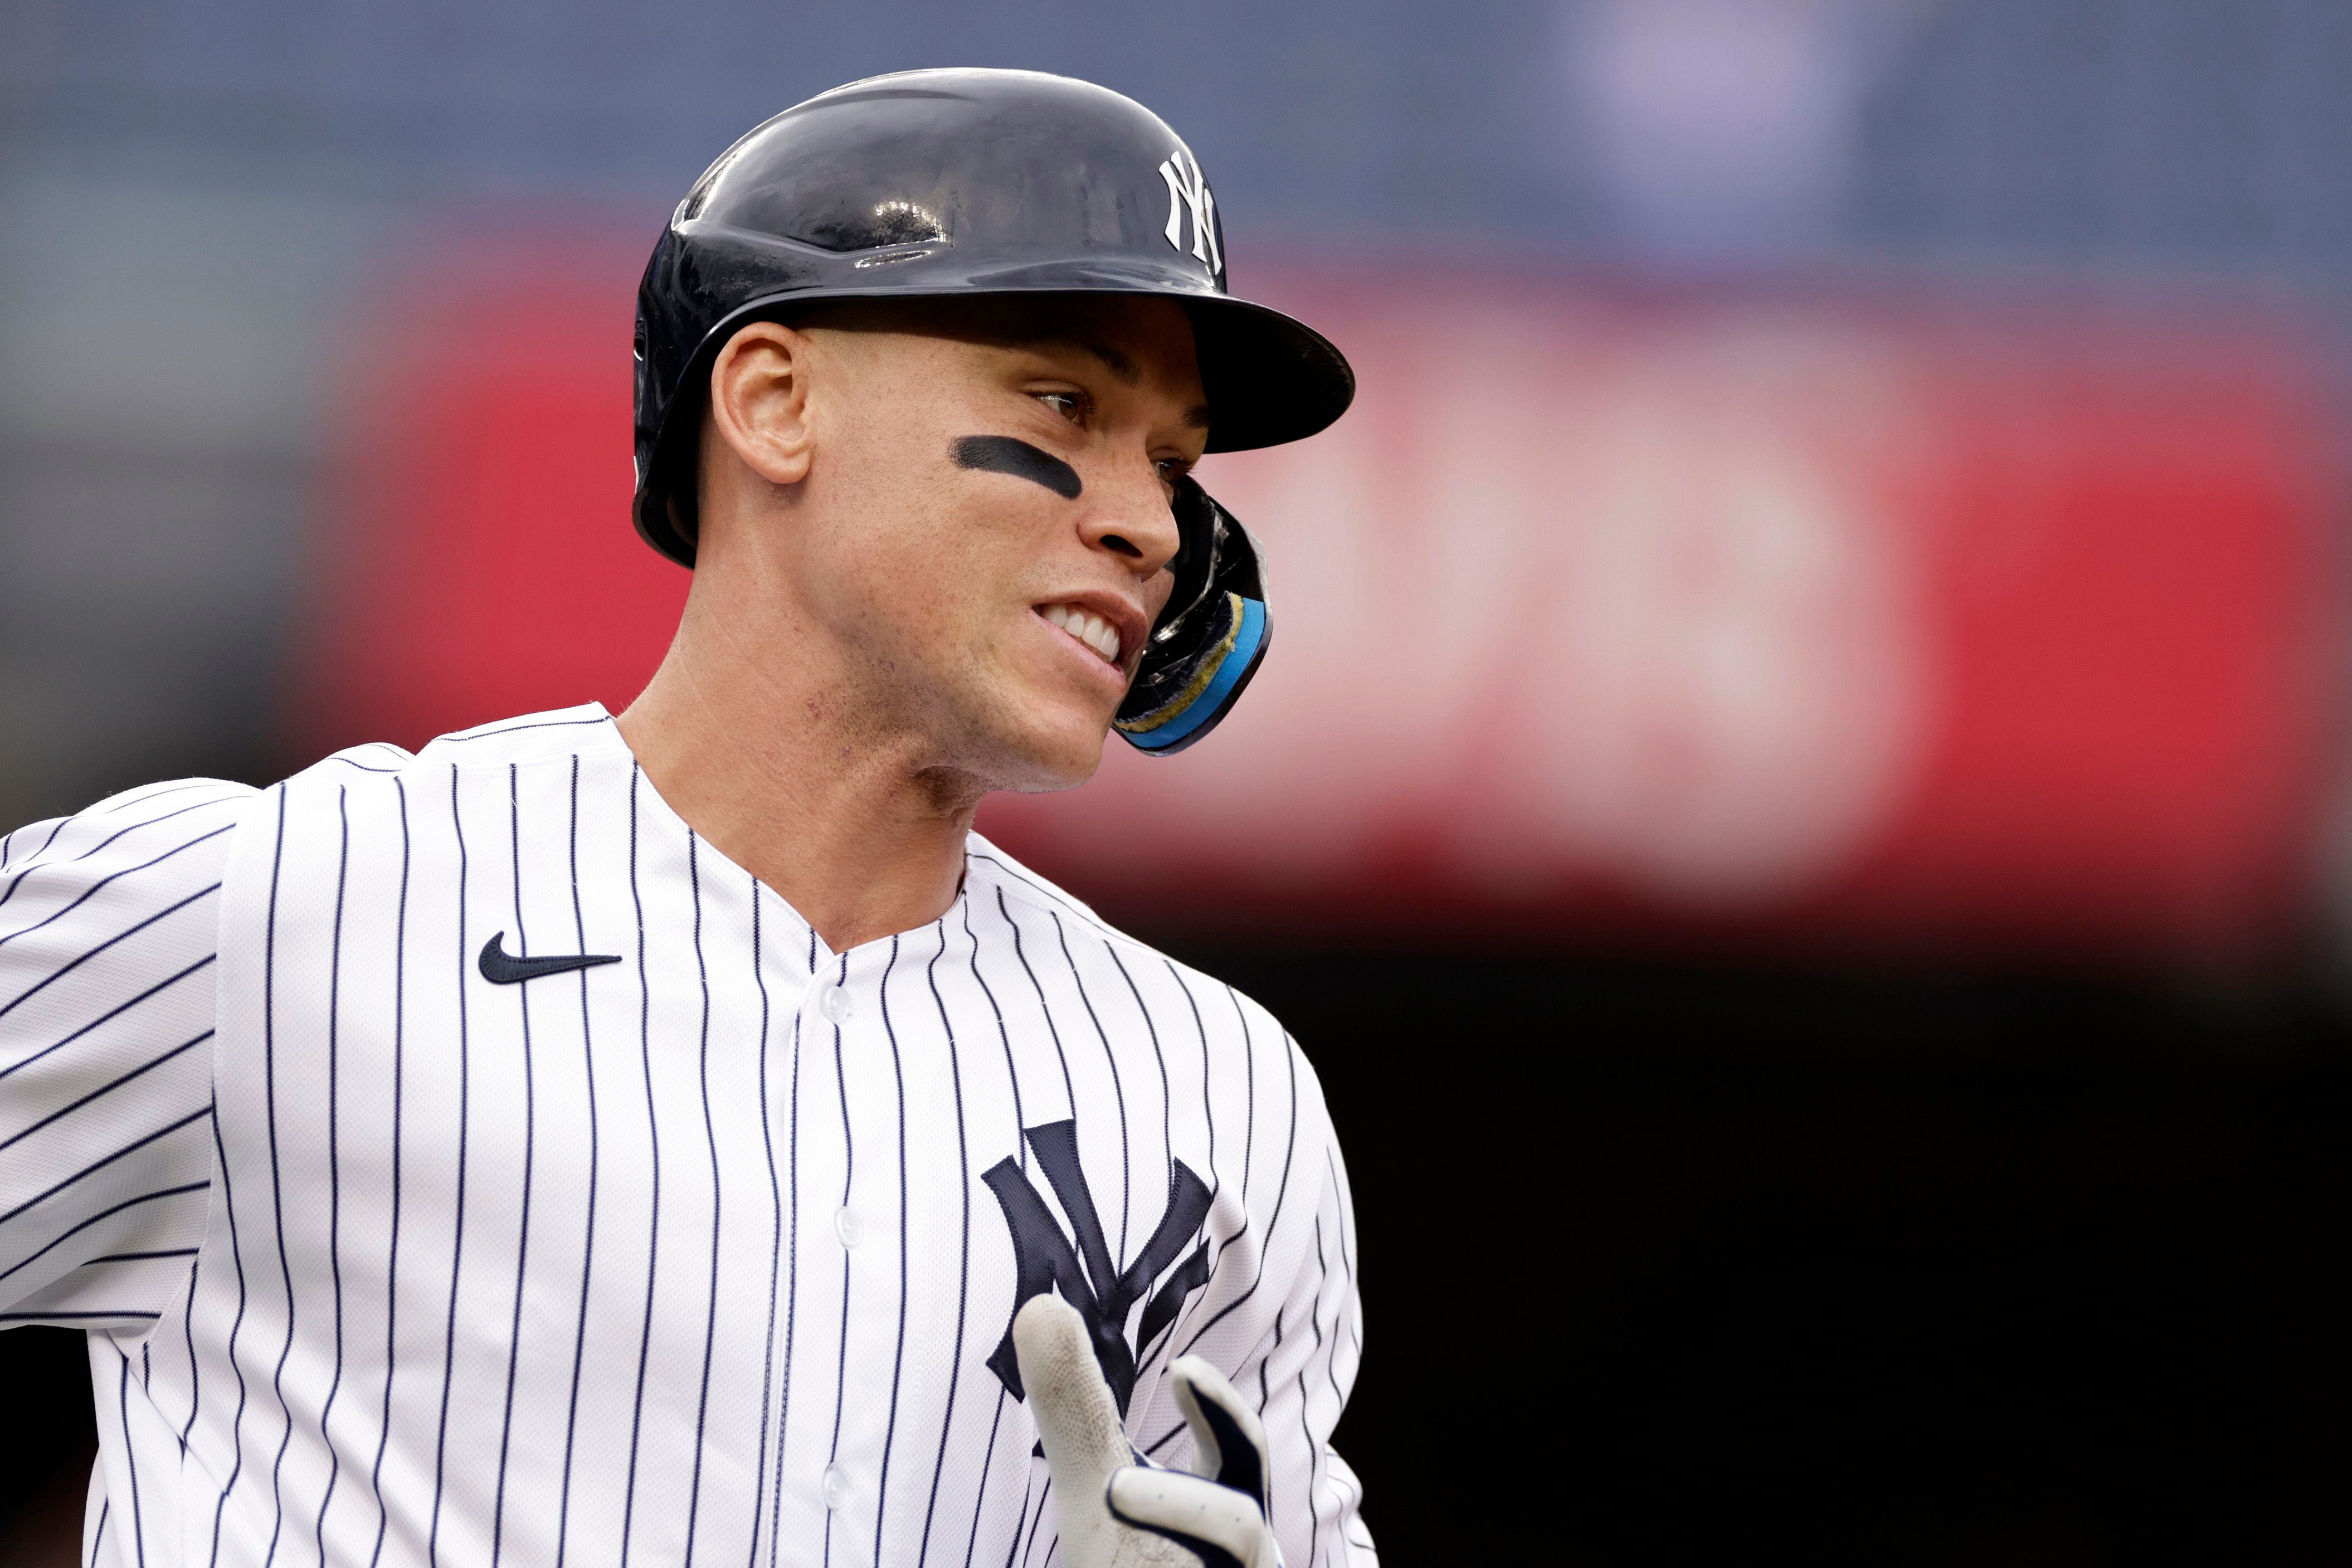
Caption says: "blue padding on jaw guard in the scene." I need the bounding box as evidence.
[1121,596,1267,753]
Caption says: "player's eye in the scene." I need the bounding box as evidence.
[1155,457,1194,488]
[1036,390,1086,423]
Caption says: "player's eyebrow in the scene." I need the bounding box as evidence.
[1077,347,1214,431]
[999,327,1210,427]
[1070,339,1140,384]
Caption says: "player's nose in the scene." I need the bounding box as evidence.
[1077,458,1183,580]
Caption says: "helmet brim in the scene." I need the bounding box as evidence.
[1184,293,1356,454]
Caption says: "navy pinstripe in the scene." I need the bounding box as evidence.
[747,885,781,1568]
[490,766,539,1566]
[310,787,352,1568]
[364,775,412,1568]
[554,756,602,1568]
[913,920,973,1568]
[822,949,854,1568]
[683,832,723,1564]
[428,767,473,1567]
[619,767,660,1568]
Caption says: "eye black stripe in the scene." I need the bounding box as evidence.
[951,436,1082,500]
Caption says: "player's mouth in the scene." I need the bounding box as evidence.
[1035,600,1131,670]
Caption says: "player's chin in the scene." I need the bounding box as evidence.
[976,667,1123,793]
[987,699,1116,793]
[975,633,1129,790]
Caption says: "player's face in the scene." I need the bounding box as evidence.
[795,296,1208,791]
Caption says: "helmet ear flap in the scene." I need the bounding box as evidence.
[1114,479,1270,755]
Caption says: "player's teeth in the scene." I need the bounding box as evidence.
[1078,613,1113,662]
[1042,603,1119,665]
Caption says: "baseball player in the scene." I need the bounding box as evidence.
[0,69,1369,1568]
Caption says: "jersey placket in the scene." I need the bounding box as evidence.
[771,937,894,1568]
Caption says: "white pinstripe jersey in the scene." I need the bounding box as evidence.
[0,704,1371,1568]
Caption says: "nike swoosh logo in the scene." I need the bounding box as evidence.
[478,931,621,985]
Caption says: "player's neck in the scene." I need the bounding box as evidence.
[615,593,981,956]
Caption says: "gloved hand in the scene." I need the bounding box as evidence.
[1014,1293,1283,1568]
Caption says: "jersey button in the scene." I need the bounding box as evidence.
[834,1206,861,1249]
[822,1464,851,1510]
[818,986,855,1024]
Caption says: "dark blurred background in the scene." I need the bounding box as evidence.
[4,1,2349,1562]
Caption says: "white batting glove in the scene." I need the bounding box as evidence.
[1013,1293,1284,1568]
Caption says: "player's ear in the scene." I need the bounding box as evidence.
[708,321,816,487]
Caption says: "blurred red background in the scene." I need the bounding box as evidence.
[301,245,2342,958]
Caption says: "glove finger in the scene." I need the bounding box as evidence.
[1107,1467,1276,1568]
[1168,1355,1270,1506]
[1013,1294,1130,1496]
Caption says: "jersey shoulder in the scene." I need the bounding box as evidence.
[962,830,1321,1092]
[1,777,262,1079]
[408,702,625,768]
[228,706,627,893]
[264,704,627,805]
[279,702,624,788]
[962,830,1119,937]
[2,775,265,907]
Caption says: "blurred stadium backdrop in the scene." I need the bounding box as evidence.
[3,1,2347,1562]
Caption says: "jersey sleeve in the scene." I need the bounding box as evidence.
[0,779,257,1331]
[1248,1060,1376,1568]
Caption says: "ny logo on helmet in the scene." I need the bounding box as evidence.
[1158,148,1223,276]
[982,1119,1214,1415]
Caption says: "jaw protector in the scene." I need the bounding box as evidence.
[1116,478,1270,756]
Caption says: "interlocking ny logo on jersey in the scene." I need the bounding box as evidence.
[982,1119,1214,1415]
[1158,148,1222,275]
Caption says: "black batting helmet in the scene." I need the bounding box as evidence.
[631,67,1355,754]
